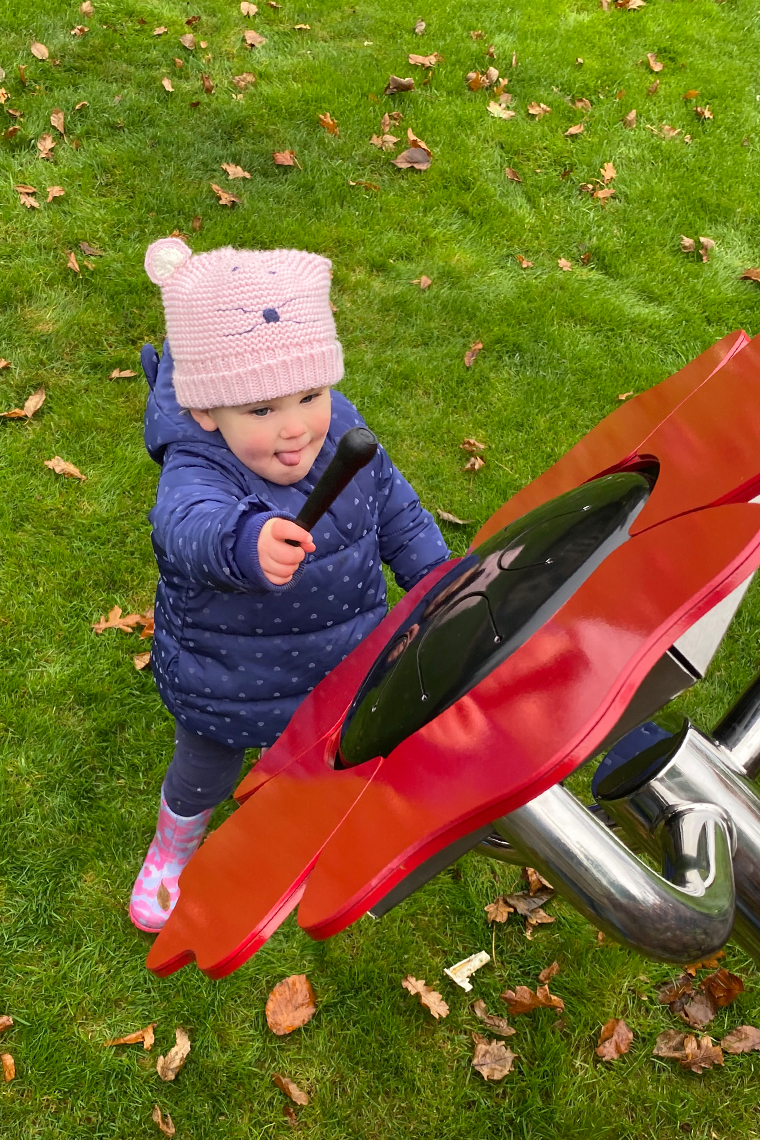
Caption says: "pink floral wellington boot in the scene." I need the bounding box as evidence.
[129,790,213,933]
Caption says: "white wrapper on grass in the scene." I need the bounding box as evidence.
[444,951,491,992]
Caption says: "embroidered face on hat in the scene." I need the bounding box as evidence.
[144,238,344,409]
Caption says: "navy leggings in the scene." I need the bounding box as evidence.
[163,723,247,817]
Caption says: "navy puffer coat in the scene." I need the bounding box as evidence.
[143,341,450,749]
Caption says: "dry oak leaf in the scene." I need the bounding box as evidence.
[179,33,196,49]
[471,1000,515,1037]
[81,0,94,13]
[740,268,760,283]
[594,186,615,202]
[241,2,258,13]
[622,109,637,128]
[0,89,7,104]
[17,190,40,209]
[574,97,592,111]
[0,1016,13,1033]
[283,1105,297,1127]
[109,368,137,378]
[382,111,403,128]
[104,1022,156,1050]
[152,1106,176,1138]
[71,24,88,35]
[161,77,174,92]
[596,1018,633,1061]
[485,896,514,923]
[186,13,201,23]
[31,42,49,60]
[463,455,485,473]
[412,275,432,289]
[401,975,449,1019]
[273,150,299,167]
[318,111,339,136]
[409,53,442,68]
[266,975,317,1035]
[370,133,399,150]
[488,101,515,120]
[244,29,266,47]
[676,991,718,1029]
[472,1033,517,1080]
[38,134,56,159]
[414,19,426,34]
[721,1026,760,1054]
[527,102,551,118]
[50,109,65,137]
[516,254,533,268]
[47,185,65,202]
[461,437,486,452]
[538,961,560,984]
[1,385,46,420]
[683,88,700,100]
[45,456,86,481]
[501,984,564,1014]
[565,122,584,137]
[201,74,214,94]
[700,968,744,1008]
[646,52,664,72]
[134,651,152,670]
[92,606,145,633]
[273,1073,309,1105]
[75,101,88,109]
[695,105,713,120]
[392,147,430,170]
[601,161,616,183]
[232,73,256,88]
[0,360,11,370]
[154,27,168,36]
[405,127,430,154]
[156,1027,191,1081]
[523,867,553,894]
[221,162,251,179]
[384,76,415,94]
[505,167,522,182]
[67,250,80,273]
[653,1030,723,1074]
[1,1054,14,1082]
[211,183,240,206]
[464,341,483,367]
[437,509,472,525]
[558,257,572,271]
[647,80,660,95]
[80,241,104,255]
[348,180,380,191]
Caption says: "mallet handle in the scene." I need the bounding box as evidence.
[285,427,379,545]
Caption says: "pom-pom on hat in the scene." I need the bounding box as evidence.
[144,238,344,408]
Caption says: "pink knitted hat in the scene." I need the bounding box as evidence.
[144,238,344,408]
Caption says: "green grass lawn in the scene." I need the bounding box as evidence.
[3,0,760,1136]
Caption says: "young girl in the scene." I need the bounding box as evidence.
[130,237,450,932]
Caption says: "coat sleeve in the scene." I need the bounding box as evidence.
[150,446,304,594]
[375,446,450,590]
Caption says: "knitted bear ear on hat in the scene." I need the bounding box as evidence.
[144,237,192,285]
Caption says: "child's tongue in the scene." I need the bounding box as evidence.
[276,449,302,467]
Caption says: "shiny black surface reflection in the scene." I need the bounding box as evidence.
[338,471,654,768]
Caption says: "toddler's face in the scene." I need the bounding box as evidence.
[190,388,332,485]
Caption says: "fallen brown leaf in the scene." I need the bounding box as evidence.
[37,133,56,159]
[471,1000,515,1037]
[244,29,266,47]
[221,162,251,179]
[0,385,46,420]
[241,2,258,13]
[211,183,241,206]
[318,111,339,135]
[293,23,310,30]
[134,651,152,670]
[485,897,514,924]
[384,75,415,94]
[647,80,660,95]
[348,180,380,191]
[152,1106,176,1137]
[685,952,725,975]
[523,867,553,894]
[488,101,515,120]
[30,42,49,60]
[470,29,484,39]
[266,975,317,1035]
[401,975,449,1019]
[273,150,298,167]
[92,606,152,634]
[558,257,572,270]
[464,341,483,367]
[601,161,616,183]
[3,124,21,139]
[618,391,633,401]
[414,19,425,34]
[273,1073,309,1105]
[411,275,432,289]
[16,189,40,209]
[574,97,592,111]
[647,52,663,72]
[516,254,533,268]
[104,1022,156,1050]
[0,90,7,105]
[501,984,564,1014]
[594,186,615,202]
[67,250,81,273]
[50,108,65,136]
[437,509,472,525]
[392,147,430,170]
[370,132,399,151]
[695,105,713,120]
[700,968,744,1008]
[463,455,485,473]
[721,1026,760,1054]
[461,437,486,452]
[43,438,77,487]
[154,27,168,35]
[596,1018,633,1061]
[232,72,256,89]
[740,268,760,282]
[622,109,637,128]
[178,33,196,50]
[1,1054,14,1081]
[0,1016,13,1033]
[186,13,201,23]
[409,53,442,68]
[565,122,584,137]
[161,77,174,92]
[504,166,522,182]
[527,102,551,118]
[156,1027,191,1081]
[156,881,171,911]
[653,1030,723,1073]
[70,25,89,36]
[201,74,214,94]
[81,0,94,13]
[109,368,137,378]
[46,185,65,202]
[538,961,560,984]
[471,1033,517,1080]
